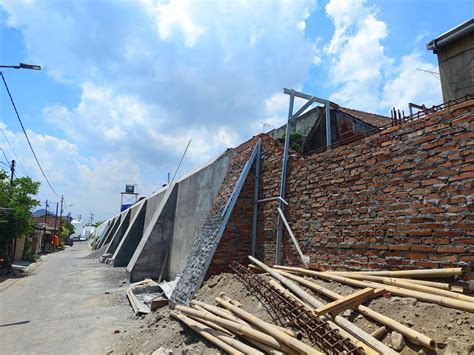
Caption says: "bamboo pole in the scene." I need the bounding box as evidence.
[332,272,463,292]
[344,274,474,302]
[284,267,474,313]
[275,270,436,350]
[220,293,242,307]
[175,305,296,353]
[396,278,463,293]
[171,312,244,354]
[218,295,301,339]
[370,326,387,340]
[385,278,473,302]
[329,268,463,279]
[241,336,286,355]
[173,312,264,354]
[191,304,235,336]
[328,272,471,301]
[249,256,396,355]
[215,297,322,355]
[191,300,247,326]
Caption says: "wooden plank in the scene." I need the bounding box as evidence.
[314,287,384,316]
[150,296,169,311]
[370,326,387,340]
[126,288,150,315]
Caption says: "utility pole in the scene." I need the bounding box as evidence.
[54,202,59,235]
[58,195,64,237]
[10,160,15,185]
[43,200,49,246]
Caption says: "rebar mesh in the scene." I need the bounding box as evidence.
[230,262,366,354]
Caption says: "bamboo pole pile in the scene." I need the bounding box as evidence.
[272,266,473,313]
[264,264,472,351]
[171,295,323,354]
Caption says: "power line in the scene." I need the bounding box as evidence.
[0,127,29,176]
[0,147,9,165]
[0,72,61,198]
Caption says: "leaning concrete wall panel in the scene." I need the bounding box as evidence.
[143,188,167,230]
[168,153,231,278]
[126,184,177,282]
[111,200,148,267]
[103,209,131,257]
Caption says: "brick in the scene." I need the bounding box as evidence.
[437,246,465,253]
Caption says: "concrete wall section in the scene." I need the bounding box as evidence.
[126,184,178,282]
[103,209,131,258]
[98,217,120,249]
[168,153,231,279]
[436,34,474,101]
[111,200,148,267]
[144,187,168,229]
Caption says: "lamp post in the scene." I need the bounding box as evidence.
[0,63,42,71]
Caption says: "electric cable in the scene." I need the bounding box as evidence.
[0,72,61,198]
[0,127,29,176]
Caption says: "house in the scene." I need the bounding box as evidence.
[267,102,390,154]
[427,18,474,101]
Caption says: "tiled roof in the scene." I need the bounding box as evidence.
[337,106,391,128]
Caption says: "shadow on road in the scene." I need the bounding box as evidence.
[0,320,30,327]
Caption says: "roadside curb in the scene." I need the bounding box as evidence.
[0,258,46,293]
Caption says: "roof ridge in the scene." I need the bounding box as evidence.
[339,106,390,119]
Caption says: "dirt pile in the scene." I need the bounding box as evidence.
[113,272,474,354]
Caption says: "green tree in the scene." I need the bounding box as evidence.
[278,131,306,151]
[0,170,40,255]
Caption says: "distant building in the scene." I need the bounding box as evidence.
[427,18,474,101]
[267,103,390,154]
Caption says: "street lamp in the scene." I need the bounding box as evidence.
[0,63,42,71]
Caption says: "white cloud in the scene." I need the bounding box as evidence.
[0,122,142,219]
[143,0,205,47]
[382,52,441,110]
[325,0,441,113]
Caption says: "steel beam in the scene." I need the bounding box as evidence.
[276,90,294,264]
[250,138,262,257]
[325,100,332,147]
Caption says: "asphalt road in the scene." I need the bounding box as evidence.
[0,242,134,354]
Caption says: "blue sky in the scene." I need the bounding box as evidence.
[0,0,472,221]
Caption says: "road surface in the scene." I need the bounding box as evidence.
[0,242,135,354]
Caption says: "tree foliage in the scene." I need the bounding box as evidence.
[0,170,40,253]
[278,131,306,151]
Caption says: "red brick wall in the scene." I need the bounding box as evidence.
[255,100,473,282]
[205,137,258,276]
[204,100,473,285]
[208,165,255,274]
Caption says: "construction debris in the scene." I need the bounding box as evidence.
[126,279,172,315]
[115,267,474,354]
[162,258,474,354]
